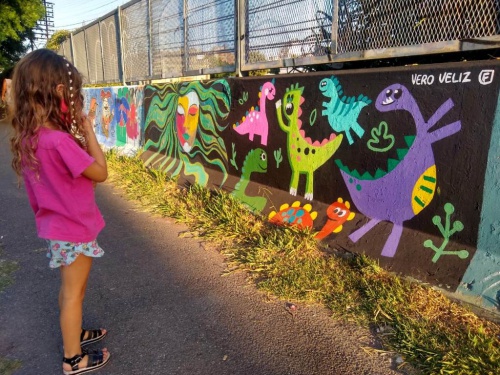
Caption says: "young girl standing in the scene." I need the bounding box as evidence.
[10,49,111,374]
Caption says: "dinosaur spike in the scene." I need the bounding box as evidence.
[335,159,345,170]
[387,158,399,172]
[396,148,409,160]
[251,107,254,111]
[242,116,246,122]
[333,225,343,233]
[311,211,318,220]
[405,135,416,147]
[303,203,312,212]
[255,106,259,111]
[361,171,372,180]
[271,78,276,84]
[374,168,386,179]
[279,204,290,211]
[345,200,350,209]
[292,201,301,207]
[258,92,261,98]
[268,211,277,220]
[351,169,362,179]
[347,212,355,221]
[337,197,343,203]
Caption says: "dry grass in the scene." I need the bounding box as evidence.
[106,151,500,375]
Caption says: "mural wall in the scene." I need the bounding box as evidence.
[84,85,144,155]
[84,60,500,313]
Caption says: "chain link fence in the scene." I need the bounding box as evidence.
[58,0,500,83]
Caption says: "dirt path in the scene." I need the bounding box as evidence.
[0,121,415,375]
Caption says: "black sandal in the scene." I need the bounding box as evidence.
[62,349,110,375]
[80,328,107,347]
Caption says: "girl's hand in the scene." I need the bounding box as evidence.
[82,114,92,133]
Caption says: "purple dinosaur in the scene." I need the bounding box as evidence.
[233,81,275,146]
[336,84,461,257]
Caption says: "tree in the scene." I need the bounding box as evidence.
[0,0,45,71]
[46,30,71,51]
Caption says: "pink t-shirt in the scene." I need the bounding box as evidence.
[23,128,105,242]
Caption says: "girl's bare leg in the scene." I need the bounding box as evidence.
[59,254,109,371]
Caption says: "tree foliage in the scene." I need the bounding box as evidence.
[0,0,45,44]
[0,0,45,71]
[46,30,71,51]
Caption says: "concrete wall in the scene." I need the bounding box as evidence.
[84,60,500,314]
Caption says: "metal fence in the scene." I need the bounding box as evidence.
[58,0,500,83]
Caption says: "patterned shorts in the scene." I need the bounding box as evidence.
[46,239,104,268]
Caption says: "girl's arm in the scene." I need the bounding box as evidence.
[82,117,108,182]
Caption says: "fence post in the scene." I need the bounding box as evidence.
[183,0,189,75]
[237,0,247,76]
[147,0,153,79]
[117,5,126,85]
[69,33,75,64]
[83,29,91,83]
[98,20,106,83]
[331,0,339,55]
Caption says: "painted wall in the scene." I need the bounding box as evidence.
[84,60,500,314]
[84,86,144,155]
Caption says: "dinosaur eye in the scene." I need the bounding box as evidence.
[394,89,402,99]
[333,207,341,214]
[385,89,392,98]
[338,209,347,218]
[260,152,267,161]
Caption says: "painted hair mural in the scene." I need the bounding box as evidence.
[84,61,500,313]
[142,80,231,187]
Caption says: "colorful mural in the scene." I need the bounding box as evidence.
[83,86,144,154]
[85,60,500,313]
[142,80,231,187]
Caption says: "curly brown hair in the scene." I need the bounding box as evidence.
[10,49,87,176]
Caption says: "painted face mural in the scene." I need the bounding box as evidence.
[143,80,231,187]
[176,91,200,153]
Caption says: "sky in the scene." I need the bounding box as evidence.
[51,0,129,31]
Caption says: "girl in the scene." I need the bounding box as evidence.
[10,49,111,374]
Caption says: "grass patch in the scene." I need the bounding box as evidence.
[0,358,22,375]
[106,151,500,375]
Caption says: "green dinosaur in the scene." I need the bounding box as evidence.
[320,76,372,145]
[276,83,343,201]
[232,148,268,212]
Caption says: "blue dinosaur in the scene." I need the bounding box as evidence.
[320,76,372,145]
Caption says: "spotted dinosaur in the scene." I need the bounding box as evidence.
[336,84,461,257]
[276,83,343,201]
[320,76,371,145]
[269,201,317,229]
[268,198,354,239]
[233,81,275,146]
[232,148,268,212]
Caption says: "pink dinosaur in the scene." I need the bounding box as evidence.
[233,81,275,146]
